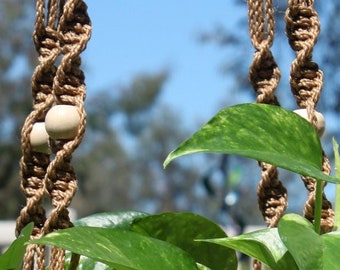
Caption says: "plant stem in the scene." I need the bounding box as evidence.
[314,179,323,234]
[333,138,340,229]
[313,138,340,234]
[69,253,80,270]
[335,184,340,230]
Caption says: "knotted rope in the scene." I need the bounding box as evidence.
[285,0,334,234]
[247,0,288,230]
[16,1,91,269]
[247,1,288,268]
[247,0,334,240]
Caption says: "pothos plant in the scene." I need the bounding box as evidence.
[2,103,340,270]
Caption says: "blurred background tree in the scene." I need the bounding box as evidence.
[199,1,339,143]
[1,1,339,235]
[198,0,340,220]
[0,0,35,217]
[72,71,205,217]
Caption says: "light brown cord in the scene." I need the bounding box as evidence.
[247,2,287,269]
[16,0,91,269]
[247,0,287,230]
[285,0,334,233]
[248,0,280,105]
[16,0,60,268]
[257,163,288,227]
[252,259,262,270]
[44,1,90,268]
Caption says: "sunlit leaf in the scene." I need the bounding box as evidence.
[132,212,237,270]
[65,211,149,270]
[278,213,340,269]
[32,227,198,270]
[322,231,340,269]
[66,256,112,270]
[333,138,340,229]
[0,222,33,270]
[74,211,149,228]
[278,214,322,269]
[164,103,340,184]
[201,227,297,270]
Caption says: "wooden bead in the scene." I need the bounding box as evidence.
[293,109,325,137]
[45,105,80,140]
[30,122,51,153]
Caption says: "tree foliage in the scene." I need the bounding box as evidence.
[72,71,204,217]
[198,0,340,220]
[3,1,339,231]
[0,0,36,218]
[0,1,207,220]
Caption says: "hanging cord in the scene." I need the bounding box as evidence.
[247,1,287,269]
[42,1,91,269]
[248,0,280,105]
[285,0,334,233]
[247,0,288,229]
[16,0,61,269]
[16,0,91,269]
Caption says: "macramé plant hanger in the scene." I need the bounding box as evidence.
[15,0,91,269]
[247,0,333,268]
[14,0,334,270]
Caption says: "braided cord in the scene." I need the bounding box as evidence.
[247,2,287,268]
[44,1,91,268]
[16,1,91,269]
[247,0,287,230]
[285,0,334,233]
[248,0,280,105]
[16,0,60,268]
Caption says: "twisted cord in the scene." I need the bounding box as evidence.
[248,0,280,105]
[17,0,90,268]
[252,259,262,270]
[247,0,287,232]
[257,163,288,227]
[247,3,286,269]
[16,0,61,268]
[285,0,334,233]
[285,0,322,112]
[39,1,91,268]
[301,154,334,233]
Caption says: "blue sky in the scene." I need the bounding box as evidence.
[84,1,248,126]
[81,1,339,208]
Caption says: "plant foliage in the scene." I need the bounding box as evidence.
[164,103,340,184]
[0,222,33,270]
[33,212,237,270]
[25,104,340,269]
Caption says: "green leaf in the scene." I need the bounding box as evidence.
[321,231,340,269]
[0,222,33,270]
[66,256,113,270]
[132,212,237,270]
[65,211,149,270]
[333,138,340,229]
[31,227,198,270]
[164,103,340,184]
[201,227,297,270]
[278,213,340,270]
[278,213,322,270]
[195,263,211,270]
[74,211,149,228]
